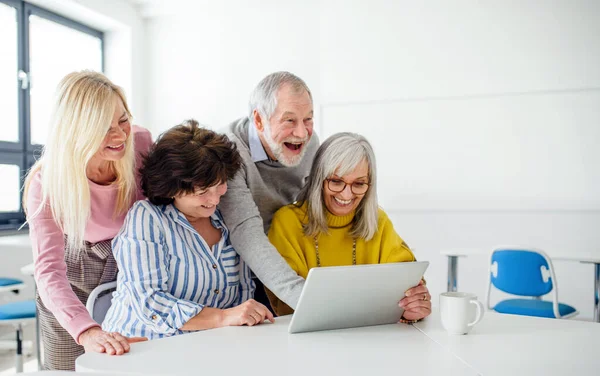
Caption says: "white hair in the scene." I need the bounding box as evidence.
[248,71,312,121]
[23,71,137,250]
[297,132,379,240]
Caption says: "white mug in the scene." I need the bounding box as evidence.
[439,292,484,335]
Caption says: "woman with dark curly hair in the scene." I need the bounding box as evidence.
[103,120,274,340]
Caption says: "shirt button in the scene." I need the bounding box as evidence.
[214,289,219,295]
[151,315,158,320]
[212,264,217,269]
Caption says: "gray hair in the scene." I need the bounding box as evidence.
[248,71,312,120]
[297,132,379,240]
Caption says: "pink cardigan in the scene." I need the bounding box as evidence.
[27,126,152,343]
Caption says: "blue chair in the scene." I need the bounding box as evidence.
[485,247,578,319]
[0,278,25,295]
[0,277,28,370]
[0,300,36,373]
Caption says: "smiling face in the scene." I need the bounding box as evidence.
[255,83,314,167]
[91,98,131,162]
[323,160,370,217]
[173,182,228,221]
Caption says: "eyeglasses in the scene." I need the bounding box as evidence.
[326,178,370,195]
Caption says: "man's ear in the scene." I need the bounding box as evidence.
[253,110,264,132]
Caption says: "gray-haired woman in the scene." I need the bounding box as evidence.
[265,132,431,321]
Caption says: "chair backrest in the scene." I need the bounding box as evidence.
[86,281,117,325]
[489,248,553,297]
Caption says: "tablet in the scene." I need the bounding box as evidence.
[288,261,429,334]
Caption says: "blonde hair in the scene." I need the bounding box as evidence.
[296,132,379,240]
[23,71,136,250]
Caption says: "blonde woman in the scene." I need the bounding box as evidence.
[266,132,432,321]
[23,71,152,370]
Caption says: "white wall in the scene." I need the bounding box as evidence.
[142,0,600,320]
[143,0,321,133]
[319,0,600,212]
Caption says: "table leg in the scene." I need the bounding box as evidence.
[594,263,599,323]
[447,256,458,292]
[16,323,23,373]
[34,282,41,370]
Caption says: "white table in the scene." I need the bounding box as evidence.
[414,310,600,376]
[442,248,600,322]
[0,234,31,248]
[23,372,131,375]
[76,315,478,375]
[20,263,34,277]
[76,310,600,376]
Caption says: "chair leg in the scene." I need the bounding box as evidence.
[16,324,23,373]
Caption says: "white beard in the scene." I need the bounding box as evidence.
[263,121,308,167]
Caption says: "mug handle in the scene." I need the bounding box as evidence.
[468,300,485,327]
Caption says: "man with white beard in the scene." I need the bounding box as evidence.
[220,72,319,313]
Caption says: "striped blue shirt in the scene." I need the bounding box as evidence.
[102,200,255,339]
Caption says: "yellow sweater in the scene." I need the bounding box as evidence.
[266,202,416,316]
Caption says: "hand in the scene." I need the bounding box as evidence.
[222,299,275,327]
[79,327,147,355]
[398,279,431,321]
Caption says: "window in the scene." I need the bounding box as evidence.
[0,0,103,230]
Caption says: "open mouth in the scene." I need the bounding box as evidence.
[333,197,353,207]
[284,142,304,152]
[106,143,125,152]
[201,204,215,209]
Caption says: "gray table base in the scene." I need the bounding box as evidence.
[594,263,599,322]
[447,255,458,292]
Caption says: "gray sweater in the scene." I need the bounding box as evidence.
[218,117,319,308]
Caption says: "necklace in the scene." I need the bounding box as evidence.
[314,237,356,267]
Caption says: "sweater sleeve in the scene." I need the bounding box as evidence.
[378,210,417,264]
[265,207,309,315]
[218,163,305,308]
[132,125,153,153]
[27,173,100,343]
[267,207,308,276]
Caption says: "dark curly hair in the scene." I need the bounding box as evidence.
[140,119,242,205]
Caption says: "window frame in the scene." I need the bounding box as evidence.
[0,0,104,231]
